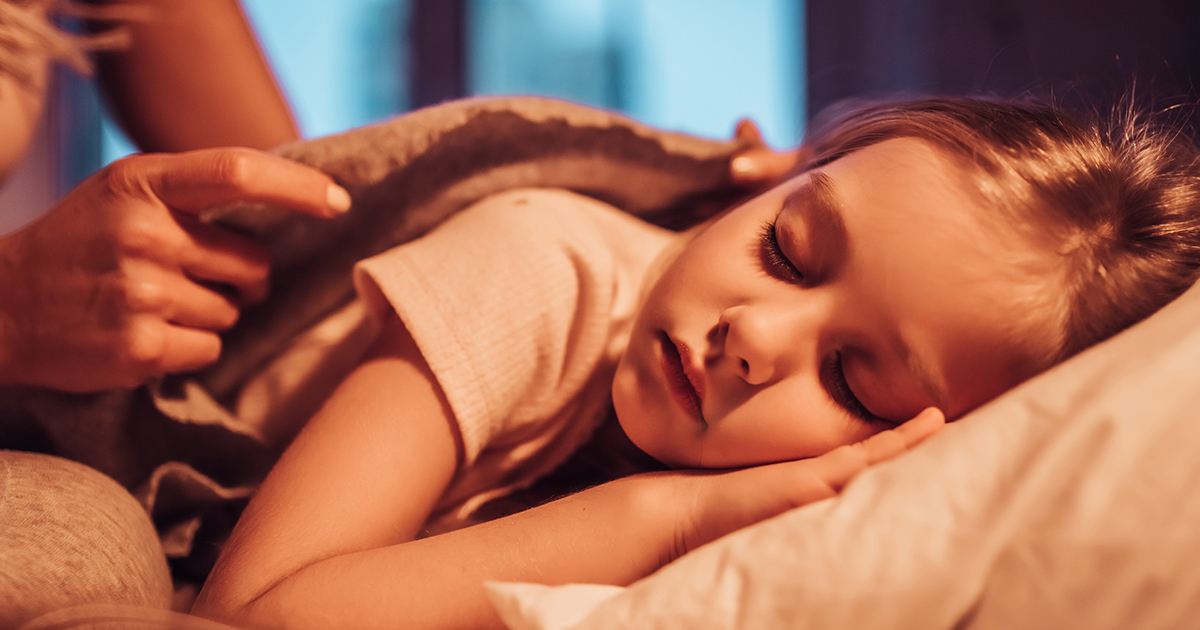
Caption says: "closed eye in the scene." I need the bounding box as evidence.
[820,352,892,427]
[759,220,804,283]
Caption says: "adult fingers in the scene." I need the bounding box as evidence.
[729,119,803,186]
[156,326,224,374]
[110,148,352,219]
[175,214,271,304]
[734,118,767,148]
[121,318,223,379]
[117,261,241,331]
[163,281,241,331]
[729,147,803,187]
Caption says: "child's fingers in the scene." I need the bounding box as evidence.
[687,409,944,545]
[894,407,946,447]
[700,408,946,530]
[856,407,945,465]
[803,407,946,491]
[807,443,875,492]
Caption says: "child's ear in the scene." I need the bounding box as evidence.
[730,119,803,188]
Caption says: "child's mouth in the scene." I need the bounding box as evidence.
[658,331,707,428]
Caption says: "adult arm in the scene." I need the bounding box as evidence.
[0,40,48,180]
[192,314,944,630]
[0,147,350,391]
[89,0,298,152]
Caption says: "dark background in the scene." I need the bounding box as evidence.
[410,0,1200,128]
[805,0,1200,121]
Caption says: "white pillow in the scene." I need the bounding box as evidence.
[489,280,1200,630]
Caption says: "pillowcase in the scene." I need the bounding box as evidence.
[489,279,1200,630]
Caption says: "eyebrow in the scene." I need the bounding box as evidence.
[780,171,849,277]
[787,171,950,412]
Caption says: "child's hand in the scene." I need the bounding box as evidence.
[729,119,805,188]
[670,407,945,560]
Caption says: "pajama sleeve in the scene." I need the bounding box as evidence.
[353,188,674,525]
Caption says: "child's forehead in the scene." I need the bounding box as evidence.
[814,137,1030,237]
[767,138,1060,300]
[826,137,972,177]
[786,139,986,221]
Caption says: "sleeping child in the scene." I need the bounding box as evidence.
[192,95,1200,629]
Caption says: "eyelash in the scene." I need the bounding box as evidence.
[821,352,890,426]
[760,220,887,426]
[759,220,804,283]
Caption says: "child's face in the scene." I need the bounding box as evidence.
[612,137,1056,468]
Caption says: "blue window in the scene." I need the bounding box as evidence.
[470,0,804,148]
[102,0,803,163]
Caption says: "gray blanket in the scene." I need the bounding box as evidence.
[0,95,752,579]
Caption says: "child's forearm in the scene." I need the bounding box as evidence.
[236,474,683,630]
[210,407,943,630]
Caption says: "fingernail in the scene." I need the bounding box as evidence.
[730,156,764,180]
[326,184,352,214]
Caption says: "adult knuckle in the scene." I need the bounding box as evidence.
[209,149,256,189]
[115,215,171,255]
[98,155,151,199]
[121,320,167,370]
[99,335,159,385]
[119,278,167,312]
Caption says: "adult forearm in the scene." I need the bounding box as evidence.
[0,52,48,180]
[218,475,683,630]
[91,0,298,152]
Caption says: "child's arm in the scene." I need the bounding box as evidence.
[192,314,463,620]
[193,314,944,630]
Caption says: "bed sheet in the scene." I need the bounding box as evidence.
[489,279,1200,630]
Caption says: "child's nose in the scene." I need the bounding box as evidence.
[716,304,811,386]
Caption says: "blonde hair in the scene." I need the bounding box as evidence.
[801,95,1200,366]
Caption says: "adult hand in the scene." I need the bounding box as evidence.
[0,147,351,392]
[668,407,945,560]
[729,119,805,188]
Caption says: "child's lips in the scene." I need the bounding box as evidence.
[658,331,707,427]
